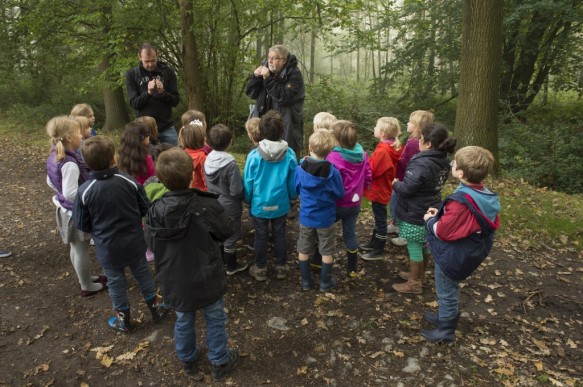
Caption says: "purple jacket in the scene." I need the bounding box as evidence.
[396,137,419,181]
[326,144,372,208]
[46,148,90,210]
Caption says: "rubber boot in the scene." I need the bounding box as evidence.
[108,306,132,333]
[310,250,322,272]
[421,315,459,343]
[359,235,386,261]
[299,260,312,291]
[319,262,337,292]
[360,229,377,251]
[146,294,169,323]
[346,250,358,277]
[425,311,461,326]
[392,261,423,294]
[398,253,430,283]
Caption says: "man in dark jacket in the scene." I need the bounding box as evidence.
[126,42,180,145]
[144,148,239,381]
[246,45,305,160]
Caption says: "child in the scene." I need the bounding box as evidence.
[422,146,500,342]
[143,143,173,203]
[179,122,207,191]
[144,148,239,381]
[73,135,168,332]
[71,116,92,161]
[245,117,261,149]
[182,109,212,155]
[135,115,160,151]
[392,123,456,294]
[313,112,337,132]
[70,103,97,136]
[45,116,107,297]
[244,110,298,281]
[360,117,402,260]
[295,130,344,291]
[204,124,248,275]
[390,110,434,246]
[117,122,155,185]
[326,120,371,276]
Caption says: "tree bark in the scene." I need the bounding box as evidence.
[100,56,129,131]
[454,0,503,167]
[178,0,203,110]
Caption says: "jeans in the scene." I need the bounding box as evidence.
[371,201,388,236]
[157,126,178,146]
[252,215,287,267]
[174,298,230,365]
[336,205,360,251]
[434,263,460,321]
[102,257,157,310]
[389,192,399,222]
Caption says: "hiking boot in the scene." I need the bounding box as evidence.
[249,264,267,282]
[391,237,408,246]
[387,223,400,234]
[146,294,170,323]
[108,307,133,333]
[392,261,423,294]
[276,264,289,279]
[226,261,249,276]
[399,253,430,283]
[182,360,204,380]
[211,349,240,381]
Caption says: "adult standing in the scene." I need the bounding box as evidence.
[246,45,305,160]
[126,43,180,146]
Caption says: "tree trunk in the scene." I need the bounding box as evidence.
[99,56,129,131]
[309,29,316,83]
[178,0,203,110]
[454,0,503,168]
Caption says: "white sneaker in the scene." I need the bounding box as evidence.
[387,224,400,234]
[391,237,408,246]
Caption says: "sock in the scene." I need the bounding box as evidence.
[70,240,103,292]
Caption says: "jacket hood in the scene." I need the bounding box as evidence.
[277,54,299,79]
[138,60,171,75]
[146,189,198,241]
[333,143,365,163]
[457,183,501,225]
[298,158,336,189]
[204,151,235,176]
[257,139,289,161]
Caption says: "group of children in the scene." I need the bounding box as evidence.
[45,103,500,380]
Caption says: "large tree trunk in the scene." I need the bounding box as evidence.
[179,0,203,110]
[99,56,129,131]
[454,0,503,167]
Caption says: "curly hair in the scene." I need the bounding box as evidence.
[117,122,150,178]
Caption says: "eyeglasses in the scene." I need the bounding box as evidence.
[268,57,283,62]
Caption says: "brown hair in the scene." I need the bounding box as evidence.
[181,110,207,131]
[207,124,232,151]
[454,146,495,184]
[135,116,158,142]
[309,130,337,158]
[331,120,357,149]
[82,136,115,171]
[46,116,81,161]
[259,110,284,141]
[179,123,206,149]
[155,148,194,191]
[70,103,93,118]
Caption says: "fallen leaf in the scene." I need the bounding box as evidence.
[480,337,496,345]
[533,360,544,371]
[296,366,307,375]
[566,339,577,349]
[392,351,405,358]
[34,363,49,375]
[369,351,384,359]
[300,318,308,326]
[484,294,493,303]
[495,364,515,376]
[100,354,114,368]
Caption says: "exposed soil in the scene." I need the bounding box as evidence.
[0,135,581,386]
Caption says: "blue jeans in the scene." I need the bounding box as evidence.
[102,257,157,310]
[252,215,287,267]
[434,263,460,321]
[389,192,399,222]
[371,201,388,236]
[336,205,360,251]
[174,298,230,365]
[157,126,178,146]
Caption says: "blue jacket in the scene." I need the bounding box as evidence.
[244,140,298,219]
[426,188,500,281]
[294,157,344,228]
[73,168,150,269]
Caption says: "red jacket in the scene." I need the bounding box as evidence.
[185,148,207,191]
[364,141,402,205]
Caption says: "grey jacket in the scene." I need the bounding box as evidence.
[204,151,244,218]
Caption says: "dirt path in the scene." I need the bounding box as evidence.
[0,136,581,386]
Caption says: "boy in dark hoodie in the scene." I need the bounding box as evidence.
[422,146,501,343]
[295,130,344,291]
[144,148,239,381]
[204,124,247,275]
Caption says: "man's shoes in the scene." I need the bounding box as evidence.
[211,349,240,381]
[226,262,249,276]
[249,264,267,282]
[0,250,12,258]
[182,360,204,380]
[276,264,289,279]
[391,237,408,246]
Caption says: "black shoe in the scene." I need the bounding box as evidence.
[211,349,240,381]
[183,360,204,380]
[226,262,249,276]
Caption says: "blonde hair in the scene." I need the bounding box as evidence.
[454,146,495,184]
[46,116,81,161]
[179,123,206,149]
[309,130,337,158]
[245,118,261,144]
[409,110,434,139]
[313,112,337,132]
[135,116,158,141]
[331,120,357,149]
[71,115,90,136]
[70,103,93,118]
[376,117,402,150]
[181,110,207,132]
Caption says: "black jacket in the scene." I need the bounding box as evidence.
[246,54,305,150]
[144,189,233,312]
[393,150,450,226]
[126,61,180,132]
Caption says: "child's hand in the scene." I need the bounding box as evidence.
[423,207,438,221]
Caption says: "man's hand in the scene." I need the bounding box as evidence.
[155,79,164,94]
[147,80,157,95]
[260,66,270,79]
[253,66,265,77]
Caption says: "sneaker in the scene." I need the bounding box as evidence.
[211,349,240,381]
[387,224,400,234]
[183,360,204,380]
[226,262,249,276]
[391,237,408,246]
[276,264,289,279]
[0,250,12,258]
[249,264,267,281]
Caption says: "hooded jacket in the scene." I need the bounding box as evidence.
[426,185,501,281]
[144,189,234,312]
[246,54,305,150]
[294,157,344,228]
[126,60,180,132]
[393,149,450,226]
[243,139,298,219]
[326,144,372,208]
[364,141,402,205]
[204,150,244,217]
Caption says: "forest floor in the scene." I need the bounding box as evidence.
[0,135,582,386]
